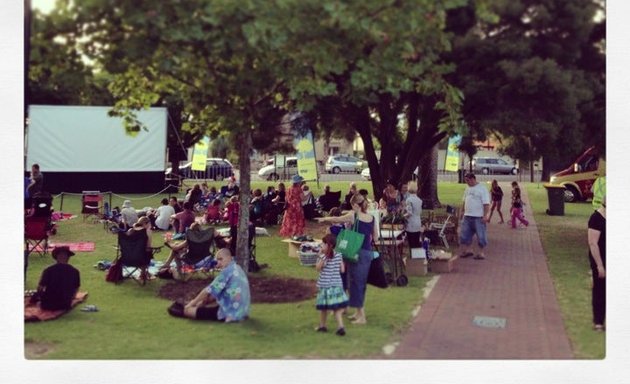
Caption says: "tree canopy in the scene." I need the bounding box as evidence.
[448,0,605,178]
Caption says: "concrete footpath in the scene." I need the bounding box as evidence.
[390,185,573,359]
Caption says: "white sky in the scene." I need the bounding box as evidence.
[32,0,56,14]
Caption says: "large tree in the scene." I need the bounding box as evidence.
[40,0,299,269]
[448,0,605,180]
[267,0,470,201]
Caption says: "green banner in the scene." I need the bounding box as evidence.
[445,135,461,172]
[191,136,210,171]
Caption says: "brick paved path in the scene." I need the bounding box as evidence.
[391,184,573,359]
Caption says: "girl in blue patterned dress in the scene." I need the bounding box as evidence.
[315,233,349,336]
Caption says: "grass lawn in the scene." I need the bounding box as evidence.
[24,180,602,359]
[525,184,605,359]
[25,181,436,359]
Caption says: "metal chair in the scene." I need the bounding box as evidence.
[428,205,457,249]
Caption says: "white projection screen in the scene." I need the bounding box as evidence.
[27,105,167,172]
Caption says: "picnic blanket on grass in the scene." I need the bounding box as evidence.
[24,291,88,322]
[51,212,76,222]
[34,242,95,252]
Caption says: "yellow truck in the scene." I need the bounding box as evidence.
[549,146,605,202]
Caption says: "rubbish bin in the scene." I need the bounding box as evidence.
[543,184,565,216]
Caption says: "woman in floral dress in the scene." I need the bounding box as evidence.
[279,175,306,237]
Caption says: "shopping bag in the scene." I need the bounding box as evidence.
[335,215,364,263]
[367,255,388,289]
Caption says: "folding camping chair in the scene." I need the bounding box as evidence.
[427,205,457,249]
[176,226,216,278]
[25,216,49,257]
[82,191,103,222]
[317,190,342,213]
[114,229,162,285]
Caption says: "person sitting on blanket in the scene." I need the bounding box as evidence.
[167,247,250,322]
[30,246,80,310]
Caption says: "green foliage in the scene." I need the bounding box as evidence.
[449,0,605,174]
[25,191,431,359]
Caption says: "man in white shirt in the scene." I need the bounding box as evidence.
[458,173,491,260]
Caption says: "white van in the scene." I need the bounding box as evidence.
[258,157,298,181]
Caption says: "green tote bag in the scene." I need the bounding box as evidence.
[335,214,365,263]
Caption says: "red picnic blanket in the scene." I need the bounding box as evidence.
[34,242,95,252]
[24,292,88,322]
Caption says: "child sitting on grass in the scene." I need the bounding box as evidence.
[205,198,223,224]
[315,233,348,336]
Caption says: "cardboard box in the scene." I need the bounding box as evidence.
[429,256,457,273]
[406,258,428,276]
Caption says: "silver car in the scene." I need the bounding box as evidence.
[325,155,364,174]
[472,157,518,175]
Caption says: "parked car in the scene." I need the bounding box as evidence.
[361,167,371,181]
[258,156,299,180]
[361,167,419,182]
[472,157,518,175]
[325,155,364,174]
[165,158,234,181]
[549,146,605,202]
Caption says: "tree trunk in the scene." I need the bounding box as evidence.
[418,144,441,209]
[166,104,187,182]
[236,129,252,271]
[541,155,553,182]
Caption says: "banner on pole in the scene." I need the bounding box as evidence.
[444,135,461,172]
[191,136,210,171]
[294,130,318,181]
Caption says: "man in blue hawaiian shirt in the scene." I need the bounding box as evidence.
[169,248,250,322]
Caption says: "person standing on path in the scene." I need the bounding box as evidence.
[488,179,505,224]
[458,173,490,260]
[587,196,606,331]
[510,181,529,228]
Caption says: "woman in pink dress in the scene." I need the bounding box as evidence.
[280,175,306,237]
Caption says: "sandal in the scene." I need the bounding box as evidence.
[351,317,367,325]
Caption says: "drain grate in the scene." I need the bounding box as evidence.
[473,315,507,329]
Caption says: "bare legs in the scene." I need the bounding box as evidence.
[489,201,504,223]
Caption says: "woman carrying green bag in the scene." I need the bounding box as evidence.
[316,194,378,325]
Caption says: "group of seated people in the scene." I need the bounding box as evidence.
[112,177,414,240]
[29,228,250,324]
